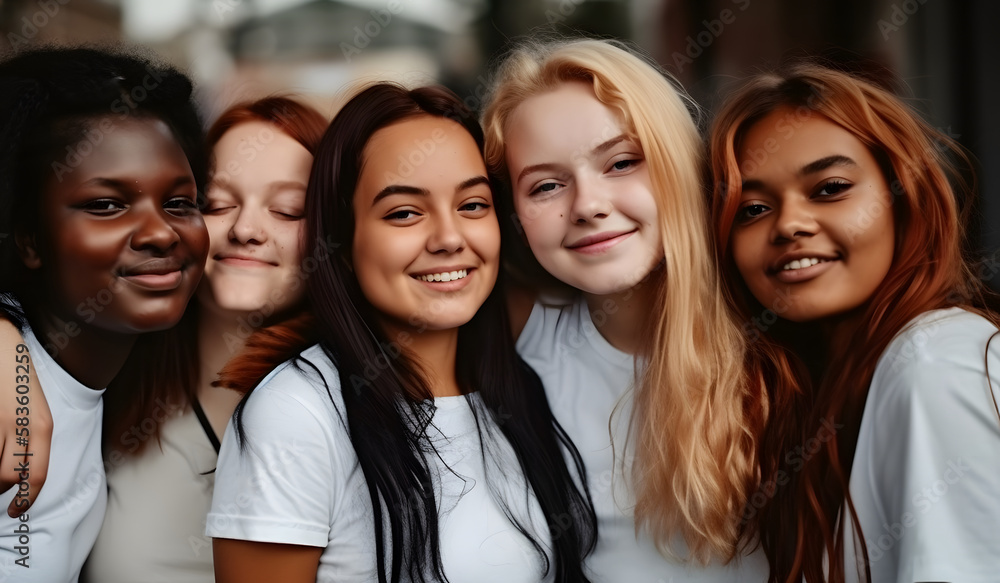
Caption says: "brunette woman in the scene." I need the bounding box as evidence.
[207,83,596,583]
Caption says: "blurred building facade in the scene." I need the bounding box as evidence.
[2,0,998,260]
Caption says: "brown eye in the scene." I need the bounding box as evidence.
[736,203,770,225]
[816,180,851,197]
[80,199,126,216]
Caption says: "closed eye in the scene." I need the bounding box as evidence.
[271,210,304,220]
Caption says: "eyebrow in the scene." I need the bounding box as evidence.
[83,176,195,192]
[515,135,631,185]
[371,175,490,207]
[741,155,858,191]
[266,180,307,194]
[799,155,857,176]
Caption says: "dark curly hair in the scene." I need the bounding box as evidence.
[0,45,206,320]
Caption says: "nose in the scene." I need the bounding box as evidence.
[771,197,818,242]
[131,204,180,253]
[427,212,465,254]
[570,176,613,224]
[230,207,267,245]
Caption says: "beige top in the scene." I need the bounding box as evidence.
[83,404,218,583]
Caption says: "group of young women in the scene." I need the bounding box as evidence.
[0,35,997,583]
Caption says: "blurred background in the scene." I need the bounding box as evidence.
[2,0,998,261]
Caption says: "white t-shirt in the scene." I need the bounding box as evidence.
[516,298,769,582]
[0,325,106,583]
[84,405,217,583]
[207,344,555,583]
[843,307,1000,582]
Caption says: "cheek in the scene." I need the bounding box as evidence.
[177,217,209,258]
[203,216,231,250]
[730,231,764,283]
[55,221,129,267]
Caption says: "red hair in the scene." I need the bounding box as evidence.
[206,95,326,155]
[709,63,993,582]
[205,95,327,394]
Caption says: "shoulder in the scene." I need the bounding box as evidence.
[876,308,998,377]
[238,344,345,432]
[870,308,1000,416]
[516,294,584,351]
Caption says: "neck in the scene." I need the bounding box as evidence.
[196,302,252,387]
[27,308,136,390]
[386,324,460,398]
[583,279,658,355]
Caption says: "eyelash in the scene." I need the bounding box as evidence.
[610,158,640,172]
[735,180,853,224]
[817,180,851,197]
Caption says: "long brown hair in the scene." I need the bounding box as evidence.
[710,62,995,582]
[103,96,326,455]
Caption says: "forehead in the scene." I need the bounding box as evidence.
[359,116,485,187]
[506,81,627,160]
[737,108,869,177]
[47,116,191,185]
[210,121,312,185]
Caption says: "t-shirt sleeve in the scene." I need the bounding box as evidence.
[864,314,1000,582]
[206,365,342,548]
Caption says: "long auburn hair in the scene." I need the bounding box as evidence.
[481,38,763,562]
[233,82,596,583]
[710,62,997,582]
[104,96,326,455]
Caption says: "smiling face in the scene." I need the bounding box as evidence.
[729,108,896,323]
[27,116,207,334]
[197,121,311,317]
[351,115,499,336]
[503,81,661,296]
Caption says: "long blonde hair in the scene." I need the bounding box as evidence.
[482,38,764,562]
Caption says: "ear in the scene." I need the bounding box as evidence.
[14,232,41,269]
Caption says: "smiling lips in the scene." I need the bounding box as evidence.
[566,229,636,255]
[411,267,474,291]
[120,259,186,291]
[769,254,840,284]
[214,253,278,268]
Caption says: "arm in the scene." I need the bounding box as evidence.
[0,317,51,517]
[207,362,349,580]
[214,539,322,583]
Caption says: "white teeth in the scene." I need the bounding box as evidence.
[782,258,825,271]
[416,269,468,282]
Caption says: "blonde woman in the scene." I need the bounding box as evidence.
[482,39,767,580]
